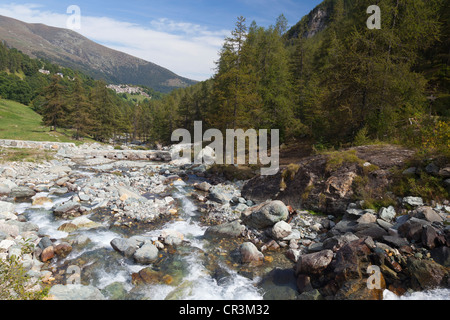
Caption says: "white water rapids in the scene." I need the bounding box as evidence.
[20,175,264,300]
[15,168,448,301]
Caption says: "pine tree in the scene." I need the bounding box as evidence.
[41,75,68,131]
[211,16,248,131]
[68,77,95,140]
[89,80,119,142]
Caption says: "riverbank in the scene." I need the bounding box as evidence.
[0,142,448,300]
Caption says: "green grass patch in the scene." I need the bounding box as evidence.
[323,149,366,172]
[0,147,56,163]
[0,99,92,145]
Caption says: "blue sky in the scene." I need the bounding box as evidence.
[0,1,322,80]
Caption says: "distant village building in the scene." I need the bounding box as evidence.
[38,69,50,75]
[106,84,151,98]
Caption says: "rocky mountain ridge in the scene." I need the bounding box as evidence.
[0,15,196,93]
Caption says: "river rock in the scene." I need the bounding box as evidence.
[0,222,19,237]
[242,200,289,229]
[160,229,184,242]
[346,208,365,219]
[164,235,183,246]
[38,236,53,250]
[295,250,334,276]
[57,223,78,233]
[48,284,105,300]
[286,249,301,262]
[430,246,450,267]
[117,186,145,202]
[133,243,159,264]
[398,217,431,242]
[421,225,445,249]
[357,212,377,224]
[208,185,235,204]
[194,181,211,192]
[333,219,358,234]
[48,166,72,174]
[407,257,449,290]
[354,223,388,241]
[0,183,11,195]
[41,246,55,262]
[71,216,102,229]
[0,239,15,251]
[323,232,360,250]
[258,268,299,300]
[0,200,15,214]
[54,242,72,257]
[381,235,409,248]
[239,242,264,264]
[402,196,424,207]
[53,201,80,217]
[50,187,69,196]
[378,206,396,222]
[32,197,52,206]
[204,220,245,239]
[411,206,443,223]
[101,282,128,300]
[110,238,137,258]
[333,239,374,297]
[10,186,36,199]
[271,221,292,240]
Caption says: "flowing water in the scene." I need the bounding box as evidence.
[383,288,450,300]
[16,161,448,300]
[19,163,267,300]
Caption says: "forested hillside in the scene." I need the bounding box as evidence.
[0,0,448,156]
[0,41,163,142]
[145,0,449,157]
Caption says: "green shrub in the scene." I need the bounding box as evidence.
[324,149,365,172]
[392,171,448,202]
[0,242,49,300]
[353,126,370,146]
[280,163,300,190]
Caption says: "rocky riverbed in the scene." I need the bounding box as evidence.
[0,143,449,300]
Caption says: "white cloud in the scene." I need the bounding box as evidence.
[0,3,229,81]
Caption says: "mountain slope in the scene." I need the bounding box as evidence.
[0,15,196,93]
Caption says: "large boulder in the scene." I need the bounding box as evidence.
[398,217,431,242]
[242,145,415,216]
[402,196,424,207]
[333,239,372,285]
[295,250,334,276]
[354,223,388,241]
[407,258,449,291]
[53,201,80,218]
[204,220,245,239]
[411,206,443,223]
[378,206,396,222]
[239,242,264,265]
[71,216,102,230]
[10,186,36,199]
[241,200,289,229]
[133,243,159,264]
[208,185,236,204]
[271,221,292,240]
[110,238,138,258]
